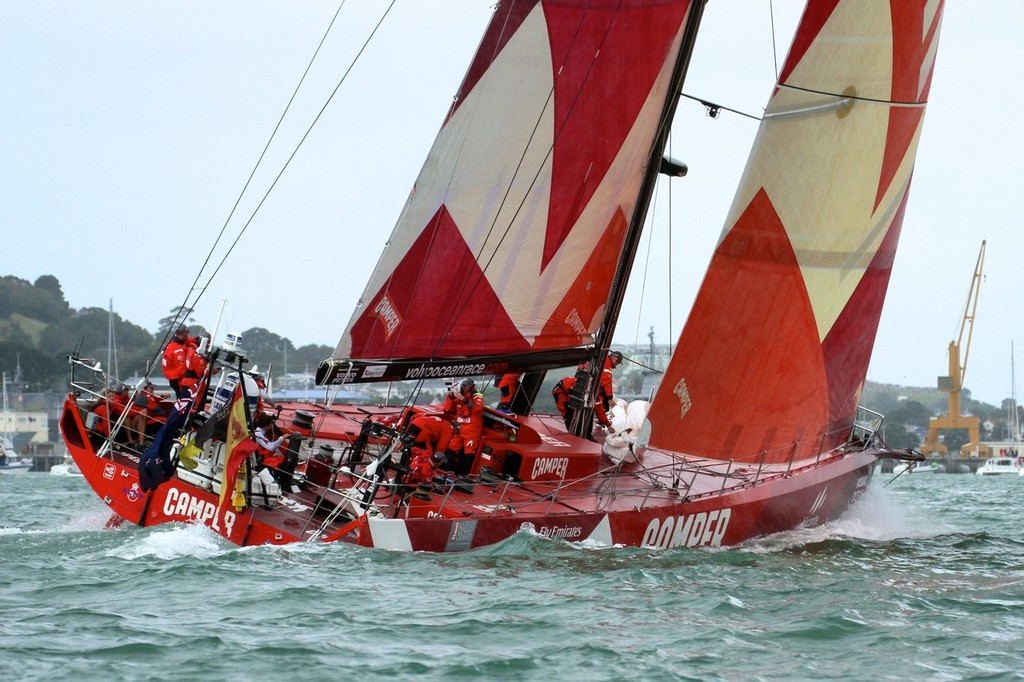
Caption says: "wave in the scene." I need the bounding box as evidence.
[105,522,232,561]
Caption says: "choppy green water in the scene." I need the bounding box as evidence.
[2,471,1023,681]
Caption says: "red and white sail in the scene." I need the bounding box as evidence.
[647,0,944,463]
[321,0,699,384]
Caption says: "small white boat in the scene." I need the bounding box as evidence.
[0,436,32,475]
[893,460,943,475]
[50,457,83,477]
[0,460,31,475]
[912,460,944,474]
[976,457,1022,476]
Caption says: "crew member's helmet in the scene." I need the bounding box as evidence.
[460,379,476,394]
[609,350,624,364]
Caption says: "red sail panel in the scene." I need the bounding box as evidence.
[820,193,909,447]
[538,207,630,346]
[542,2,691,269]
[646,0,945,463]
[346,206,531,358]
[332,1,695,373]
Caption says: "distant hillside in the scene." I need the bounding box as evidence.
[0,274,331,391]
[2,273,1013,449]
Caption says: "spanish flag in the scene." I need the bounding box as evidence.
[219,385,257,512]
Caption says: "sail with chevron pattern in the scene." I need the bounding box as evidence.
[645,0,943,464]
[319,0,700,385]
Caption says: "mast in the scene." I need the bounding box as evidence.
[570,0,707,435]
[1012,343,1020,448]
[2,372,9,441]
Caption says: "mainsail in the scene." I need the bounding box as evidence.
[320,0,700,385]
[647,0,944,463]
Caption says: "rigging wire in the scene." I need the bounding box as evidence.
[680,93,762,121]
[191,0,398,307]
[154,0,396,374]
[667,130,674,358]
[629,173,659,350]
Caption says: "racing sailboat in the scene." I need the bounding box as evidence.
[60,0,944,550]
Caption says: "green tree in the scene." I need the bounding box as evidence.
[39,307,154,366]
[157,306,195,339]
[33,275,69,312]
[886,400,933,429]
[880,422,920,450]
[941,428,969,454]
[0,341,65,390]
[290,343,334,374]
[240,327,293,370]
[0,282,11,318]
[0,275,66,323]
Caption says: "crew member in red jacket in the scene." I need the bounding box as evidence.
[443,379,484,475]
[180,331,212,400]
[551,375,577,430]
[90,383,131,446]
[594,350,624,429]
[407,414,455,464]
[125,380,165,447]
[404,414,457,482]
[161,325,193,398]
[495,373,521,413]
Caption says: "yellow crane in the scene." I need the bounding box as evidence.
[920,240,990,457]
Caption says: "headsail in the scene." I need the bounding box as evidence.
[647,0,944,463]
[319,0,700,385]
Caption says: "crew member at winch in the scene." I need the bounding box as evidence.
[552,375,577,431]
[402,413,457,483]
[594,350,624,430]
[253,412,299,492]
[443,379,484,475]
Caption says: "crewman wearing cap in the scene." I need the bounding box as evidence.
[161,325,193,398]
[443,379,484,475]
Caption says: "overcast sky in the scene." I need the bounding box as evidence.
[3,1,1022,406]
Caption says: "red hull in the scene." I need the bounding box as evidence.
[60,393,879,551]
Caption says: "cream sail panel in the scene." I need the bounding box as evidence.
[720,7,924,342]
[332,7,555,359]
[788,3,894,101]
[338,8,553,348]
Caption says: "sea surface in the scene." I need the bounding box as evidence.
[2,470,1022,682]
